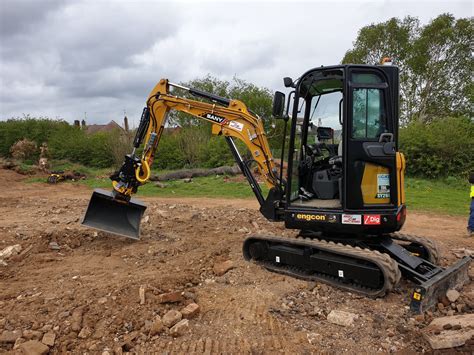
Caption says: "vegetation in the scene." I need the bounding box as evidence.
[0,117,119,168]
[152,75,282,170]
[405,177,469,216]
[342,14,473,124]
[399,117,473,178]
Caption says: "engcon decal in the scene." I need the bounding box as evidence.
[295,213,326,222]
[201,113,227,124]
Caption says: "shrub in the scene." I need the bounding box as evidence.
[10,138,37,161]
[0,117,68,157]
[399,116,473,178]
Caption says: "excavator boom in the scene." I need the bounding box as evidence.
[82,79,281,239]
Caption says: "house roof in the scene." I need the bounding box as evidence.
[85,120,124,134]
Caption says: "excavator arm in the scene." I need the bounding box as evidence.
[112,79,280,202]
[82,79,283,238]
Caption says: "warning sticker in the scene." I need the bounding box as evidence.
[341,214,362,225]
[229,121,244,132]
[376,173,390,199]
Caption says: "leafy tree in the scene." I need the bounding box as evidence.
[342,14,473,123]
[168,75,273,127]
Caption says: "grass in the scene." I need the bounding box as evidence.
[405,177,469,216]
[25,160,469,216]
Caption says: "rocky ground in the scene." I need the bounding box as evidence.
[0,168,473,354]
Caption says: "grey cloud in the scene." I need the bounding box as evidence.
[0,0,64,37]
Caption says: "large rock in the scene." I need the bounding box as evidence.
[19,340,49,355]
[78,326,92,339]
[162,310,182,327]
[157,291,184,304]
[170,319,189,337]
[41,332,55,346]
[446,289,460,303]
[70,307,83,331]
[0,329,22,343]
[22,330,43,340]
[326,310,358,327]
[0,245,22,259]
[181,303,200,319]
[423,314,474,350]
[213,260,234,276]
[149,317,164,336]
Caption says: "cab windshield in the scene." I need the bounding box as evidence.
[289,69,344,202]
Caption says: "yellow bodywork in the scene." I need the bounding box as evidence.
[360,152,405,206]
[361,163,391,205]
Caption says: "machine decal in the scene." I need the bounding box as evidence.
[327,214,338,223]
[295,213,326,222]
[229,121,244,131]
[202,113,227,124]
[376,173,390,199]
[364,214,381,225]
[341,214,362,225]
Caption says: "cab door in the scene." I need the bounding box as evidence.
[343,66,399,210]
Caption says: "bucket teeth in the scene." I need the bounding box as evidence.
[81,188,147,240]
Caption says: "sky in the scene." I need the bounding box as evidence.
[0,0,471,126]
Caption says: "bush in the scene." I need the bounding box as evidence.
[48,127,115,168]
[0,117,69,157]
[10,138,37,161]
[152,133,187,170]
[399,116,473,178]
[198,137,236,168]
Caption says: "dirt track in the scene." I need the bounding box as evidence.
[0,168,472,354]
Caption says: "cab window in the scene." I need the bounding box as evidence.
[352,88,386,139]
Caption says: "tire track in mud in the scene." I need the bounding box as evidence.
[149,287,298,354]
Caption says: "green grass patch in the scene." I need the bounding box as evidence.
[80,175,269,199]
[405,177,469,216]
[25,162,469,216]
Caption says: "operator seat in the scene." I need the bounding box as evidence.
[329,141,342,166]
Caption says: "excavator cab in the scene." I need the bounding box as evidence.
[278,65,405,234]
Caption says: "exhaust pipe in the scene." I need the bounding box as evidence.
[81,189,147,240]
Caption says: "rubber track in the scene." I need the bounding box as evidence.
[390,233,440,264]
[244,235,401,298]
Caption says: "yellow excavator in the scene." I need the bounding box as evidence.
[82,63,471,312]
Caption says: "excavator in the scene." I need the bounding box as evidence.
[82,62,471,312]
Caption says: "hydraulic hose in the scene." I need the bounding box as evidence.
[135,160,151,183]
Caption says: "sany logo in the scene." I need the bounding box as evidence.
[364,215,381,225]
[203,113,227,124]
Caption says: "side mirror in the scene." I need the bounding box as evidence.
[272,91,286,118]
[283,77,294,88]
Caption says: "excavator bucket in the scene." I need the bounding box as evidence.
[81,189,147,240]
[410,256,472,313]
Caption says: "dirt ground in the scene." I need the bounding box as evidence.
[0,168,472,354]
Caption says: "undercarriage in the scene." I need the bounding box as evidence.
[243,233,471,312]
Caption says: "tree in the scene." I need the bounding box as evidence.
[168,75,274,127]
[342,14,473,124]
[161,75,282,165]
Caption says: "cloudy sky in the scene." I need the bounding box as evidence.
[0,0,471,125]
